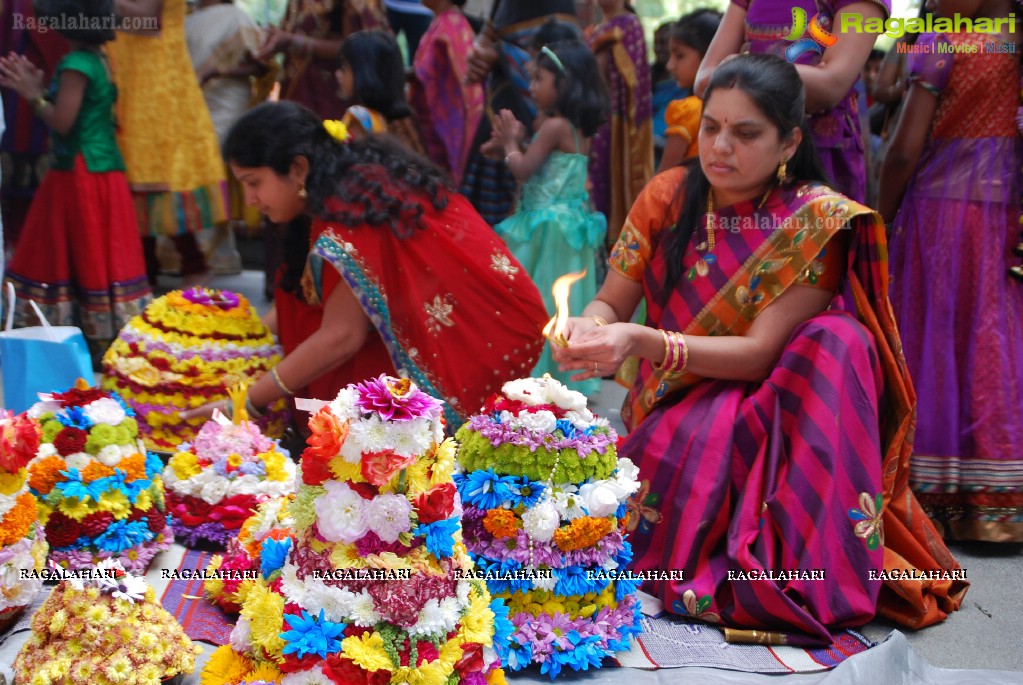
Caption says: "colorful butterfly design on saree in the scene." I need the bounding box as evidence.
[848,492,885,550]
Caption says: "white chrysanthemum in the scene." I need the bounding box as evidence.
[281,669,334,685]
[329,387,361,422]
[601,556,620,572]
[28,401,60,419]
[346,414,392,458]
[253,499,286,540]
[64,453,91,472]
[349,589,382,627]
[35,443,57,460]
[578,482,620,518]
[431,417,445,444]
[390,418,434,458]
[522,501,560,542]
[315,481,368,543]
[306,582,356,624]
[228,474,261,496]
[278,564,310,608]
[545,379,588,413]
[498,410,516,425]
[410,596,459,637]
[553,490,587,520]
[502,378,548,405]
[614,458,641,493]
[591,416,611,430]
[362,494,412,543]
[455,579,471,607]
[531,570,558,592]
[511,410,557,435]
[229,615,253,655]
[83,398,126,426]
[199,479,229,505]
[562,409,596,429]
[483,645,499,668]
[96,444,123,467]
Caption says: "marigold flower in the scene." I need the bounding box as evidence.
[0,493,40,545]
[553,516,614,552]
[28,456,67,495]
[482,509,520,539]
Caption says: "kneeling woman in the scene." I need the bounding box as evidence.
[552,54,967,645]
[194,102,548,429]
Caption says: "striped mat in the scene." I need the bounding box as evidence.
[158,547,234,646]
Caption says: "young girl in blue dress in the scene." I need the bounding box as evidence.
[492,39,609,394]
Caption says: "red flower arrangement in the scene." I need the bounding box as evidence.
[482,394,566,419]
[45,512,81,548]
[50,387,107,407]
[81,511,115,537]
[414,483,457,524]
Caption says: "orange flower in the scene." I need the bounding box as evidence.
[118,453,147,481]
[0,493,38,545]
[305,407,349,460]
[81,461,116,483]
[361,449,416,487]
[553,516,614,552]
[28,456,68,495]
[483,509,520,539]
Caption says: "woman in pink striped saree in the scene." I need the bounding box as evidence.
[552,54,967,646]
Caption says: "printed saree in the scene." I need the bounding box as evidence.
[612,167,967,644]
[284,170,550,429]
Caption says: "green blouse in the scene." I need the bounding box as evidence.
[49,50,125,172]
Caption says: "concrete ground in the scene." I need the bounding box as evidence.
[149,262,1023,673]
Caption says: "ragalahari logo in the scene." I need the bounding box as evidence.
[784,7,839,61]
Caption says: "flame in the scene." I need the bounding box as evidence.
[542,270,587,347]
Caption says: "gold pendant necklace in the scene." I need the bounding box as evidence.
[691,187,773,280]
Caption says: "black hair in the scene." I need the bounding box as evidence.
[533,40,609,138]
[671,9,722,57]
[529,17,582,52]
[868,48,885,61]
[337,30,411,121]
[223,101,451,296]
[662,54,830,293]
[34,0,115,44]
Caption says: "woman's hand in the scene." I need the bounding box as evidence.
[479,130,505,160]
[0,53,45,101]
[466,29,499,84]
[180,399,231,422]
[551,322,639,382]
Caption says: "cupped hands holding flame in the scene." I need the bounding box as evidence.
[543,270,636,381]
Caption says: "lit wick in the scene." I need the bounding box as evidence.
[542,270,587,348]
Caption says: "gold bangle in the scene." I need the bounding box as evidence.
[32,96,48,111]
[270,366,295,396]
[590,315,608,326]
[652,329,672,370]
[677,334,689,375]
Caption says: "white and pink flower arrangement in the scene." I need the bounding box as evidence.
[163,415,296,548]
[200,375,512,685]
[454,376,644,677]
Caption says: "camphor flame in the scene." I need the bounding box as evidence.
[542,269,587,348]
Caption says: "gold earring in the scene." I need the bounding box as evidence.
[298,183,307,200]
[776,159,788,183]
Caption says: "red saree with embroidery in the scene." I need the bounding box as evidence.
[613,168,967,645]
[276,172,549,428]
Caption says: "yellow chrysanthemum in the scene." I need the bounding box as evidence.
[391,659,451,685]
[97,490,132,518]
[437,637,464,667]
[486,668,508,685]
[47,609,67,636]
[104,655,133,682]
[86,603,111,624]
[200,645,253,685]
[341,631,394,672]
[240,585,286,657]
[72,661,93,680]
[246,662,283,681]
[135,489,153,512]
[329,543,369,569]
[0,470,26,495]
[58,496,93,521]
[262,451,288,481]
[460,589,495,646]
[404,459,431,496]
[227,453,243,469]
[138,664,162,682]
[328,456,362,482]
[430,439,457,486]
[170,452,201,480]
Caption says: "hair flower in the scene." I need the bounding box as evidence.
[324,119,349,143]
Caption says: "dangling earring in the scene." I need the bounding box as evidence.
[776,159,788,184]
[298,183,308,200]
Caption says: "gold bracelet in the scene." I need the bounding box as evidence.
[32,96,48,111]
[590,315,608,327]
[270,366,295,396]
[652,329,672,369]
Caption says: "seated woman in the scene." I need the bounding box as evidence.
[187,101,549,430]
[552,54,967,645]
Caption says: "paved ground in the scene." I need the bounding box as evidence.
[151,266,1023,672]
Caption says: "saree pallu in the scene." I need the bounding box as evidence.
[300,172,550,428]
[612,168,967,643]
[410,8,484,186]
[588,13,654,243]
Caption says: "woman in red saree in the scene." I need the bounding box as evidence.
[553,54,967,645]
[187,101,549,430]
